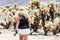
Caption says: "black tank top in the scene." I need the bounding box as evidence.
[18,15,29,29]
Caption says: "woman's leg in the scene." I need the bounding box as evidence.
[23,35,28,40]
[19,34,23,40]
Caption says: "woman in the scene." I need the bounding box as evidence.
[16,7,31,40]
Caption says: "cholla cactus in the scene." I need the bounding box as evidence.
[48,1,57,12]
[49,1,56,7]
[54,17,60,28]
[30,0,40,10]
[1,7,6,12]
[45,21,54,31]
[5,5,10,9]
[13,4,21,11]
[11,16,16,23]
[11,9,16,15]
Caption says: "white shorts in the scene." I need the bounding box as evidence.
[18,28,30,35]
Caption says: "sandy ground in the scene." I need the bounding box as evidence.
[0,29,60,40]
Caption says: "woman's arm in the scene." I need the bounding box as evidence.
[16,16,20,30]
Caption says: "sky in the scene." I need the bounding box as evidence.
[0,0,29,6]
[0,0,60,6]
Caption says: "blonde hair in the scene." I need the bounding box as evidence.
[18,7,29,18]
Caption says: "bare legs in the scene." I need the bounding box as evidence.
[19,34,23,40]
[19,34,28,40]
